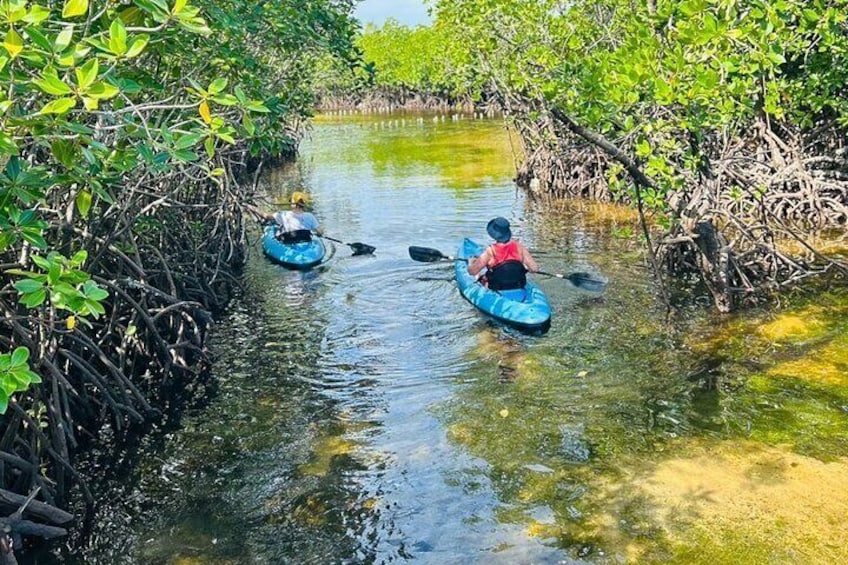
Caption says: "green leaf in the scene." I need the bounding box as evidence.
[175,132,204,149]
[125,35,149,58]
[10,347,29,367]
[51,139,78,168]
[208,77,228,95]
[204,136,215,158]
[86,81,119,99]
[211,94,238,106]
[33,69,73,95]
[48,262,61,285]
[62,0,89,19]
[245,101,269,113]
[4,29,24,58]
[54,26,74,52]
[172,149,199,162]
[83,280,108,301]
[26,369,41,384]
[0,132,18,155]
[23,27,52,52]
[242,113,255,135]
[31,256,50,270]
[23,5,51,24]
[38,97,77,115]
[75,58,98,90]
[70,250,87,266]
[20,230,47,249]
[84,299,105,316]
[21,288,46,307]
[109,18,127,55]
[76,189,92,218]
[216,132,235,144]
[14,279,43,294]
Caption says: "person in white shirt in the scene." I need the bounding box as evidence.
[249,191,323,242]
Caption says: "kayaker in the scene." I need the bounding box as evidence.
[249,191,323,242]
[467,217,539,290]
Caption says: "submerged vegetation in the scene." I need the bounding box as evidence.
[437,284,848,563]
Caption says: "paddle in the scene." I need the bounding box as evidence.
[408,246,607,292]
[319,235,376,256]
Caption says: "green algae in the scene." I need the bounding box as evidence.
[437,281,848,563]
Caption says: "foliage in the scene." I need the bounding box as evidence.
[432,0,848,204]
[317,17,481,102]
[355,19,470,97]
[1,0,357,414]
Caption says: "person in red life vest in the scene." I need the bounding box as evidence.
[467,217,539,290]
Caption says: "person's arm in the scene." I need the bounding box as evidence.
[521,244,539,273]
[307,213,323,236]
[468,247,491,276]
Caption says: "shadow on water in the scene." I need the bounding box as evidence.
[67,112,848,565]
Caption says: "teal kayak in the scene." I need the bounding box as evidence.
[454,238,552,333]
[261,226,325,270]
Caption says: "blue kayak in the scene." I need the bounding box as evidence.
[261,226,326,270]
[454,238,552,333]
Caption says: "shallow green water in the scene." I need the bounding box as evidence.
[76,112,848,564]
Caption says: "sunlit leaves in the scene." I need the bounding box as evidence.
[62,0,88,19]
[429,0,848,211]
[108,18,127,56]
[75,58,98,90]
[3,29,23,58]
[199,100,211,124]
[54,26,74,52]
[33,68,73,95]
[75,189,92,218]
[39,97,76,115]
[125,34,149,58]
[0,0,359,411]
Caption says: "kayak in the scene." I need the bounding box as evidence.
[261,225,326,270]
[454,238,552,333]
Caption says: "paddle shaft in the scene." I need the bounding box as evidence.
[408,245,606,290]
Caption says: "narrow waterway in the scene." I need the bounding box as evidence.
[75,113,848,564]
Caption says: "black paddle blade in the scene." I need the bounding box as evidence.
[566,272,608,292]
[349,242,376,256]
[408,246,449,262]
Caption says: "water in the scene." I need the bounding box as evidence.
[72,113,848,564]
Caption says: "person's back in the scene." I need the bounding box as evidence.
[486,239,528,290]
[272,191,322,240]
[273,209,319,236]
[468,217,539,290]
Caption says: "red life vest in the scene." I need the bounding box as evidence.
[488,241,523,266]
[486,241,527,290]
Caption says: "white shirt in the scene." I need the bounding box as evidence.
[273,210,319,233]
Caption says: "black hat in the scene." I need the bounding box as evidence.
[486,217,511,243]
